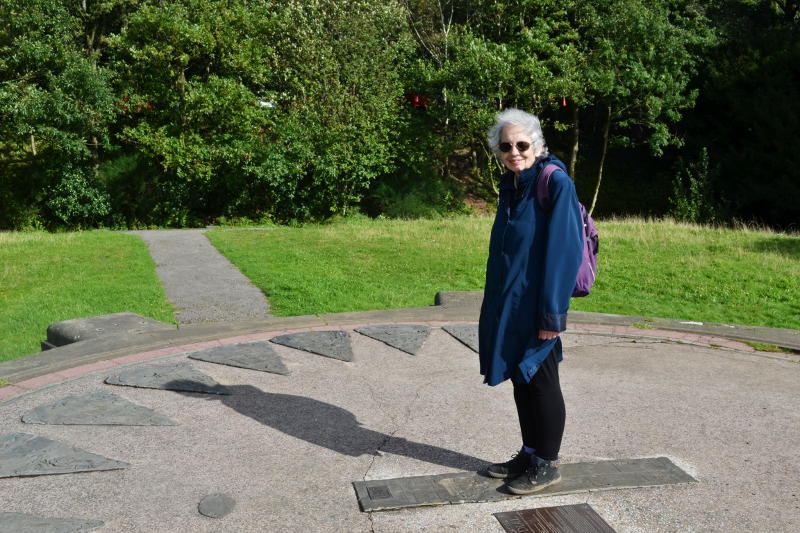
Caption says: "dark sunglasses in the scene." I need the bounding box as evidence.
[498,141,531,153]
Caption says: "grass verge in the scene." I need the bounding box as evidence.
[743,341,794,354]
[0,231,174,362]
[207,216,800,330]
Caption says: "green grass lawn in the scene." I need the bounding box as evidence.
[207,217,489,315]
[0,231,174,362]
[2,218,797,366]
[207,217,800,330]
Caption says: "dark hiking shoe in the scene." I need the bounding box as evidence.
[505,458,561,495]
[486,451,532,479]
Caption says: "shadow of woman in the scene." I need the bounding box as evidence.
[167,381,488,472]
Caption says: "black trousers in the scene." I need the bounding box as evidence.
[512,349,565,461]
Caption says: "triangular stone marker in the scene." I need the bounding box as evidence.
[355,325,431,355]
[0,512,104,533]
[188,342,289,375]
[270,331,353,362]
[105,362,231,394]
[21,391,177,426]
[442,324,479,353]
[0,433,129,478]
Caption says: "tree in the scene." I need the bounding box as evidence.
[0,0,116,228]
[107,0,412,224]
[681,0,800,228]
[399,0,584,197]
[572,0,714,214]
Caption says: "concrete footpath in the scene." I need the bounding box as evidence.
[124,229,271,324]
[1,293,799,532]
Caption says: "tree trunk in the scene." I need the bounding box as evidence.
[91,136,100,179]
[589,104,611,216]
[569,106,579,178]
[30,134,37,156]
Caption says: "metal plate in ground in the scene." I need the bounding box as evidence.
[0,512,104,533]
[495,503,617,533]
[442,324,479,353]
[270,331,353,362]
[353,457,696,511]
[188,342,289,375]
[21,391,177,426]
[105,362,230,394]
[355,325,431,355]
[0,433,129,478]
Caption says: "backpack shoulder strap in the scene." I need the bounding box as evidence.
[536,163,562,212]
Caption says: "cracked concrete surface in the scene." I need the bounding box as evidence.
[2,326,799,532]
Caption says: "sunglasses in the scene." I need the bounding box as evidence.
[498,141,531,153]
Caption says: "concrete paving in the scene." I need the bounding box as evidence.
[1,296,799,532]
[124,229,271,324]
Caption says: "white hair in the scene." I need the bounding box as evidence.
[487,108,548,157]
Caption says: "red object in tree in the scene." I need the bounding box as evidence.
[405,93,430,108]
[147,103,153,109]
[122,97,129,102]
[561,97,567,107]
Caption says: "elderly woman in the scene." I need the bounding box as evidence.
[479,108,584,494]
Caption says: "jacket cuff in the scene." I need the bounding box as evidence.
[539,312,567,332]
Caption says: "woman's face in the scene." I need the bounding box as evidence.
[499,125,537,175]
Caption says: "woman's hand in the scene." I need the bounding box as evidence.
[538,330,560,340]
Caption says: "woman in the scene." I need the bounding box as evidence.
[478,108,584,494]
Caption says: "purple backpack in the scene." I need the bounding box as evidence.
[536,164,599,297]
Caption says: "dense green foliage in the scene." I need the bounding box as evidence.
[0,0,797,228]
[681,0,800,228]
[0,231,175,362]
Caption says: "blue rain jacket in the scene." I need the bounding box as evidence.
[478,154,584,386]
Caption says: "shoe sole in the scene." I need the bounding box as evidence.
[506,474,562,495]
[487,470,518,479]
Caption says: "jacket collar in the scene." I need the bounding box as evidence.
[499,154,554,191]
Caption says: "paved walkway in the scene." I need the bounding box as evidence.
[125,229,271,324]
[1,295,799,532]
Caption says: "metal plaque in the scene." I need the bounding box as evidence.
[353,456,695,512]
[495,503,616,533]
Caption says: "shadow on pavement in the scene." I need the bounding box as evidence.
[169,382,488,472]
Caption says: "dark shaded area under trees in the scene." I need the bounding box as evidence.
[0,0,797,230]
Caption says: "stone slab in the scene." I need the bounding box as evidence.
[0,433,129,478]
[353,457,696,511]
[354,325,431,355]
[442,324,479,353]
[21,391,177,426]
[188,342,289,375]
[198,493,236,518]
[494,503,617,533]
[270,331,353,362]
[105,362,231,395]
[44,312,173,349]
[0,512,104,533]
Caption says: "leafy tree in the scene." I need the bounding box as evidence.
[0,0,116,228]
[107,0,411,224]
[571,0,714,214]
[399,0,711,215]
[399,0,583,198]
[682,0,800,228]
